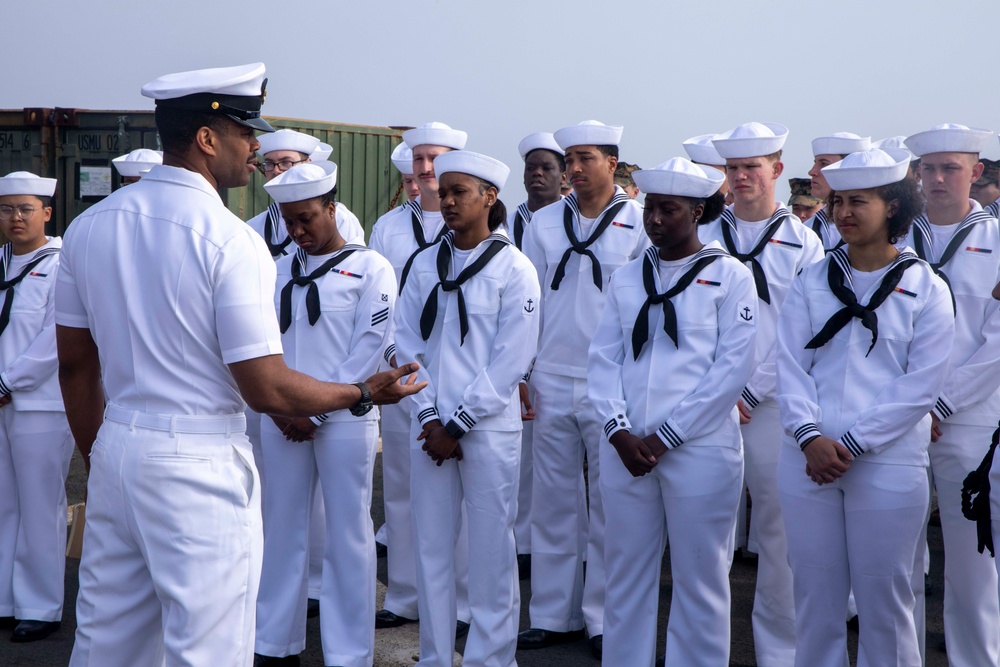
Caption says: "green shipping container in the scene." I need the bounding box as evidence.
[0,109,407,239]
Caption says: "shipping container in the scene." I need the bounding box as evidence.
[0,109,407,238]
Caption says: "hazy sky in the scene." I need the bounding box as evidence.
[8,0,1000,206]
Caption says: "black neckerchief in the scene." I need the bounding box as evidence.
[278,245,361,333]
[0,243,60,336]
[512,202,531,250]
[911,209,990,312]
[550,191,630,291]
[263,203,292,258]
[399,199,447,293]
[631,246,727,360]
[719,206,793,305]
[805,248,918,356]
[419,232,510,346]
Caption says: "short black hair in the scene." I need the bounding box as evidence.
[318,185,340,208]
[596,145,619,159]
[154,106,229,153]
[692,191,726,225]
[526,148,566,172]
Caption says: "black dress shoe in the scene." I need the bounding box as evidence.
[307,598,320,618]
[590,634,603,659]
[517,554,531,580]
[516,627,584,650]
[11,620,60,643]
[375,609,416,629]
[456,620,470,639]
[0,616,15,628]
[253,654,300,666]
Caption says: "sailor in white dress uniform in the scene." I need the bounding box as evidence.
[394,151,539,667]
[253,161,396,666]
[589,158,757,667]
[368,123,472,630]
[776,148,954,667]
[902,124,1000,667]
[0,172,73,643]
[698,122,824,667]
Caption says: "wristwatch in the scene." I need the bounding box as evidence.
[350,382,374,416]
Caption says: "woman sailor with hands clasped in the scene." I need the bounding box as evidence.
[393,150,540,667]
[775,148,954,666]
[587,157,758,667]
[252,161,396,667]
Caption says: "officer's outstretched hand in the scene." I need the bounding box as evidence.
[365,362,428,405]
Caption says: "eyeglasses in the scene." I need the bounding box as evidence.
[0,205,39,221]
[260,158,309,174]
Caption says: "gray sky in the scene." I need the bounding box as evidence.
[9,0,1000,206]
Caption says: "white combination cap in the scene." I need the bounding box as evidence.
[263,161,338,204]
[518,132,564,159]
[112,149,163,177]
[434,150,510,192]
[554,120,623,150]
[633,158,725,198]
[821,149,912,191]
[311,142,333,162]
[712,122,788,159]
[140,62,274,132]
[391,143,414,175]
[0,171,57,197]
[811,132,871,157]
[402,122,468,150]
[682,133,726,166]
[872,136,916,161]
[257,129,320,157]
[905,124,994,157]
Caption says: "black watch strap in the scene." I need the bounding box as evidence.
[444,419,466,440]
[350,382,373,416]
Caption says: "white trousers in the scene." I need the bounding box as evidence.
[602,440,743,667]
[514,384,534,555]
[930,422,1000,667]
[779,450,928,667]
[70,411,260,667]
[380,401,420,618]
[742,400,796,667]
[0,409,73,621]
[410,424,520,667]
[255,418,377,667]
[528,370,605,635]
[308,486,325,600]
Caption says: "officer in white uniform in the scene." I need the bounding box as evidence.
[776,149,954,667]
[804,133,871,252]
[0,172,73,643]
[902,124,1000,667]
[507,132,565,579]
[112,148,163,186]
[589,158,757,667]
[394,150,540,667]
[253,161,396,667]
[56,63,424,667]
[518,121,648,658]
[699,122,824,667]
[369,123,472,630]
